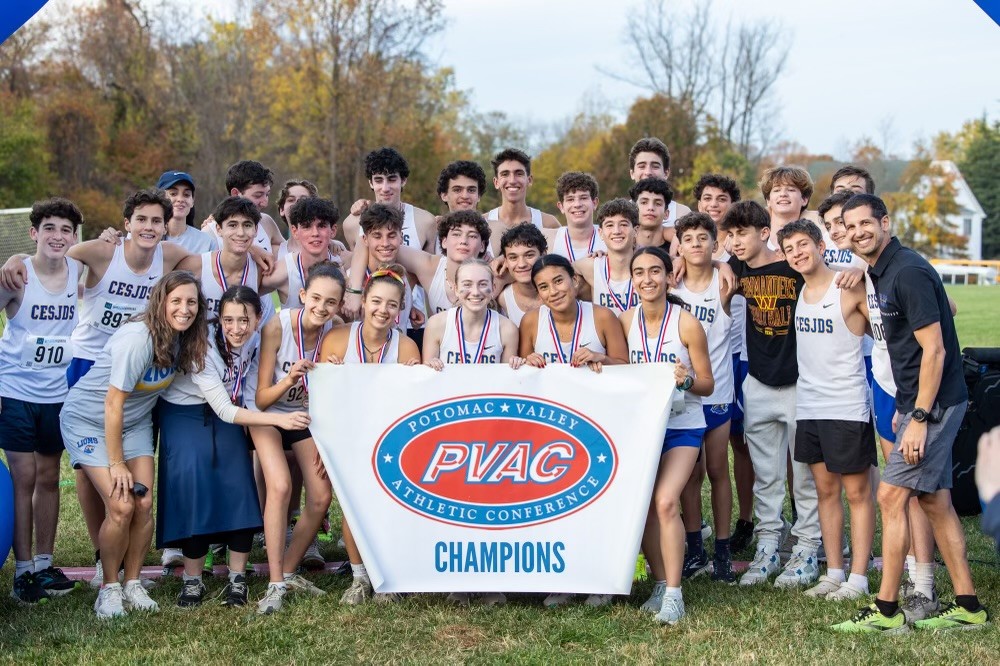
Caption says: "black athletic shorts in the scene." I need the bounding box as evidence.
[277,425,313,451]
[794,418,876,474]
[0,398,64,455]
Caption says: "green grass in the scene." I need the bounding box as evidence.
[0,287,997,663]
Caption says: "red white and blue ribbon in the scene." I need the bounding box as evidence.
[639,303,673,363]
[215,250,250,291]
[564,227,597,262]
[603,256,634,313]
[224,343,248,405]
[294,309,321,393]
[456,307,492,364]
[355,322,391,364]
[547,302,583,364]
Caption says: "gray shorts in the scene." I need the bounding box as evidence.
[882,402,966,494]
[61,414,155,469]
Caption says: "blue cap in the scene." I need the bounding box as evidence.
[156,171,195,191]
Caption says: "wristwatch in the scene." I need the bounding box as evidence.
[911,408,930,423]
[678,376,694,392]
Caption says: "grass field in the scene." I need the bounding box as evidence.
[0,286,997,664]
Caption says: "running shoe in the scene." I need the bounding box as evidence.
[446,592,471,606]
[34,566,80,596]
[11,573,50,605]
[177,579,206,608]
[302,538,325,569]
[161,548,183,568]
[655,595,685,625]
[902,590,940,623]
[710,557,737,584]
[340,577,372,605]
[899,573,915,600]
[641,582,666,613]
[774,548,819,588]
[585,594,613,607]
[257,583,286,615]
[830,604,909,634]
[222,575,249,607]
[827,581,868,601]
[122,579,159,612]
[739,545,780,586]
[283,573,326,596]
[94,583,126,619]
[479,592,507,607]
[90,559,104,589]
[913,602,990,631]
[542,593,577,608]
[681,551,711,579]
[804,574,843,599]
[730,519,754,554]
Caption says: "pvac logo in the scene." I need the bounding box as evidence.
[373,395,617,529]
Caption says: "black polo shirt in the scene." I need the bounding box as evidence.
[729,255,803,387]
[868,237,967,412]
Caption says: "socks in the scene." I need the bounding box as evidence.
[229,571,244,583]
[685,531,704,557]
[351,563,368,580]
[874,597,899,617]
[956,594,982,612]
[714,537,730,561]
[282,572,296,581]
[94,550,101,564]
[826,568,846,584]
[182,573,202,584]
[33,554,53,572]
[905,554,917,574]
[15,560,33,579]
[847,573,869,593]
[664,586,682,599]
[913,562,935,599]
[758,539,779,555]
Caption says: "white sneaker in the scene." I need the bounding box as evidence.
[641,582,667,613]
[90,560,104,589]
[479,592,507,607]
[302,538,325,569]
[585,594,613,607]
[340,577,372,605]
[655,595,685,625]
[826,581,868,601]
[257,583,286,615]
[122,579,159,612]
[804,574,844,599]
[161,548,184,568]
[94,583,127,619]
[901,590,940,623]
[739,546,780,586]
[446,592,471,605]
[283,573,326,596]
[774,548,819,589]
[543,592,577,608]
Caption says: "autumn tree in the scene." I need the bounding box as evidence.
[883,148,965,258]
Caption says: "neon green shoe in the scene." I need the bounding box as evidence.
[830,604,909,634]
[913,602,989,631]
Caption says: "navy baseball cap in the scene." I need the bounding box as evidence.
[156,171,195,191]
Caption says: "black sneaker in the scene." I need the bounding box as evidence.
[177,579,206,608]
[730,519,754,554]
[222,575,248,607]
[681,551,711,579]
[711,557,738,584]
[331,560,352,576]
[11,573,50,605]
[34,566,80,596]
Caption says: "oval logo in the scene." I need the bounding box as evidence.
[373,394,617,529]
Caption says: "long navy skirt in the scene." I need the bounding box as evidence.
[156,399,263,548]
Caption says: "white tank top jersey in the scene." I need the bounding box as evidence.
[0,259,79,403]
[821,226,858,271]
[267,308,332,413]
[163,329,260,408]
[253,221,271,253]
[282,252,305,310]
[426,257,454,314]
[532,302,605,365]
[72,242,164,361]
[673,269,734,405]
[344,320,401,364]
[438,307,506,364]
[717,249,747,359]
[498,285,528,327]
[487,206,543,229]
[864,272,897,395]
[627,303,705,429]
[794,280,869,421]
[550,226,607,262]
[592,257,639,313]
[199,251,262,316]
[277,241,288,260]
[658,200,680,227]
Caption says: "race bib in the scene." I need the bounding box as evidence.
[20,334,72,367]
[94,300,141,334]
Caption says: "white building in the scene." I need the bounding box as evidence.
[922,160,985,261]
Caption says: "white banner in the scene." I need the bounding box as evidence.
[309,363,675,594]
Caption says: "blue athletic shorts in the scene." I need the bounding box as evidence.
[864,355,873,388]
[730,353,749,435]
[703,403,733,431]
[66,357,96,389]
[872,381,896,444]
[662,427,706,453]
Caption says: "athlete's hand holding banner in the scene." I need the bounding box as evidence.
[309,363,675,594]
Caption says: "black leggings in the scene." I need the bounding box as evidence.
[179,528,256,560]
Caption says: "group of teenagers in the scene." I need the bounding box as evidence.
[0,138,989,632]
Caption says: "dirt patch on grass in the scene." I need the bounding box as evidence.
[434,623,487,651]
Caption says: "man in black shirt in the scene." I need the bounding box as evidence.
[720,201,821,589]
[832,194,987,633]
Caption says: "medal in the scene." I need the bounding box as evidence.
[638,303,672,363]
[546,302,583,364]
[456,307,492,364]
[564,227,597,262]
[603,257,635,313]
[293,309,321,396]
[215,250,250,291]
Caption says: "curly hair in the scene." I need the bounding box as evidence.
[136,271,208,374]
[437,160,486,196]
[123,189,172,223]
[365,147,410,180]
[693,174,741,202]
[596,198,639,227]
[437,210,491,255]
[30,197,84,230]
[555,171,599,201]
[226,160,274,192]
[491,148,532,176]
